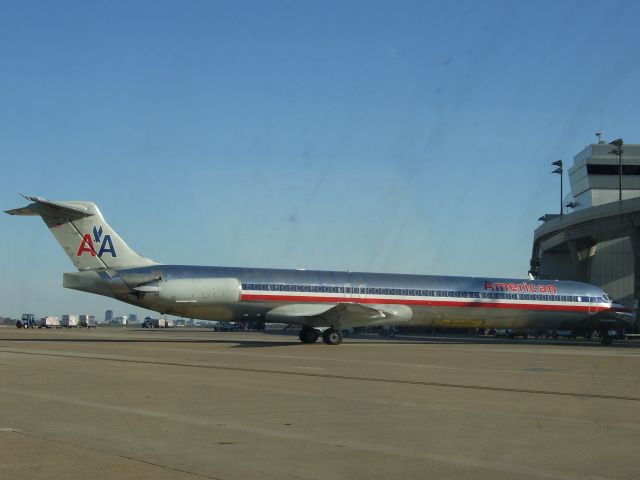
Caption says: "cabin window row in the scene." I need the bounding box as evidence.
[241,284,600,303]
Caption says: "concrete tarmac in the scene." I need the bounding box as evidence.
[0,327,639,480]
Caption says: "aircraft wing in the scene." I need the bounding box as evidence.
[265,302,413,328]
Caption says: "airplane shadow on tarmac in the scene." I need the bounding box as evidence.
[2,330,640,349]
[0,335,294,349]
[372,334,640,349]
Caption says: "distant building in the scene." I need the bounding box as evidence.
[128,313,137,323]
[109,315,128,325]
[531,140,640,329]
[105,309,113,322]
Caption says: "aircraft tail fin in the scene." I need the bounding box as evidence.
[6,195,156,271]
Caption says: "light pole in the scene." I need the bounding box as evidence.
[609,138,624,202]
[552,160,563,217]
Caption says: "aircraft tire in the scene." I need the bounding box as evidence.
[299,327,319,344]
[600,335,614,346]
[322,328,343,345]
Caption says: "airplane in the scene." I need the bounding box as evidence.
[6,195,635,345]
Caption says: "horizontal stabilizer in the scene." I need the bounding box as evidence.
[7,194,156,270]
[5,194,93,221]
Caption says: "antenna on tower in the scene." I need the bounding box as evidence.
[598,113,605,143]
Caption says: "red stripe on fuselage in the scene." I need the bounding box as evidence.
[239,293,606,313]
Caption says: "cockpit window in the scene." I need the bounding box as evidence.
[602,294,611,303]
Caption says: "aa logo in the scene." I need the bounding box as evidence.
[76,226,117,258]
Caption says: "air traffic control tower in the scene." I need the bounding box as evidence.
[530,140,640,328]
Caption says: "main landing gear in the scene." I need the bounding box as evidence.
[321,328,343,346]
[599,330,614,346]
[298,327,344,345]
[299,326,319,344]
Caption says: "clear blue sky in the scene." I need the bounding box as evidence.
[2,0,640,319]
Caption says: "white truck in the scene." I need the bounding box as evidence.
[79,314,97,328]
[39,316,61,329]
[157,317,174,328]
[61,314,80,328]
[143,316,174,328]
